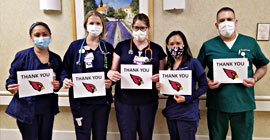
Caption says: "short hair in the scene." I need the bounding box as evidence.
[132,13,150,28]
[29,22,51,36]
[83,10,105,38]
[216,7,235,20]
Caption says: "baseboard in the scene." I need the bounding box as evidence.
[0,129,269,140]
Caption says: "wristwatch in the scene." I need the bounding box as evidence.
[252,76,258,82]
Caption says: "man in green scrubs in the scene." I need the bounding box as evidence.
[197,7,269,140]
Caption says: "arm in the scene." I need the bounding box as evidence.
[52,55,63,92]
[243,65,268,87]
[6,52,24,94]
[184,74,209,103]
[61,44,74,89]
[107,52,121,82]
[207,77,221,89]
[152,58,166,82]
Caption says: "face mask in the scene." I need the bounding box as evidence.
[218,21,235,38]
[167,45,184,59]
[34,37,50,49]
[133,30,148,41]
[87,25,103,37]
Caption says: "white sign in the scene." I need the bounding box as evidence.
[213,58,248,83]
[121,64,152,89]
[159,70,192,95]
[72,72,105,98]
[17,69,54,98]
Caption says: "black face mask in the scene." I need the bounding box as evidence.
[167,46,184,59]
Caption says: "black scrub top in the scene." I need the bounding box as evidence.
[114,39,166,105]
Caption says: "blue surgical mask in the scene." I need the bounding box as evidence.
[34,37,50,49]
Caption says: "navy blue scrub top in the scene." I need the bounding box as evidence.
[35,63,52,114]
[6,47,62,123]
[163,58,208,121]
[61,39,114,105]
[114,39,166,105]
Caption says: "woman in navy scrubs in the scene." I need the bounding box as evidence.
[156,31,208,140]
[6,22,62,140]
[61,11,114,140]
[107,13,166,140]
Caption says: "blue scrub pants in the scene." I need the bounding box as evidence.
[166,119,198,140]
[16,113,54,140]
[115,100,158,140]
[71,103,111,140]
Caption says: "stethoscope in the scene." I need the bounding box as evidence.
[128,38,152,61]
[76,39,110,68]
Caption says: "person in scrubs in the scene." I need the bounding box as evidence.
[197,7,269,140]
[6,21,62,140]
[156,30,208,140]
[107,13,166,140]
[61,10,114,140]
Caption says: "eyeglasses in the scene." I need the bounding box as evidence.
[133,26,148,31]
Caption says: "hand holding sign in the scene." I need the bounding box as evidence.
[208,79,221,89]
[105,79,112,89]
[52,79,60,90]
[7,84,19,94]
[152,73,159,82]
[174,94,186,103]
[243,78,256,87]
[63,78,74,89]
[107,70,121,82]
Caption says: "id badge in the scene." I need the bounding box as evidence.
[133,55,148,65]
[84,52,94,68]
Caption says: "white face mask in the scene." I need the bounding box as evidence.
[87,25,103,37]
[132,30,148,41]
[218,21,235,38]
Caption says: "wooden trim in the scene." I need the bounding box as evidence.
[148,0,154,40]
[71,0,77,40]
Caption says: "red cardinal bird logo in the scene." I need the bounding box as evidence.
[223,68,239,80]
[169,80,183,91]
[82,82,97,93]
[29,80,45,92]
[130,74,144,86]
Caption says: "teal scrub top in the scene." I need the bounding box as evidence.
[197,34,269,113]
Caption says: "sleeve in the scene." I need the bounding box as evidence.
[197,44,207,69]
[54,55,63,92]
[252,40,269,68]
[60,43,74,82]
[114,42,122,56]
[185,59,208,103]
[158,45,167,60]
[6,52,25,90]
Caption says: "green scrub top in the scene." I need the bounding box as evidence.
[197,34,269,113]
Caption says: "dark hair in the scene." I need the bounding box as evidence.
[216,7,235,20]
[29,22,51,36]
[165,31,193,69]
[132,13,150,27]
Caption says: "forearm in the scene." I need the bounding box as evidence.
[253,65,268,82]
[185,74,209,103]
